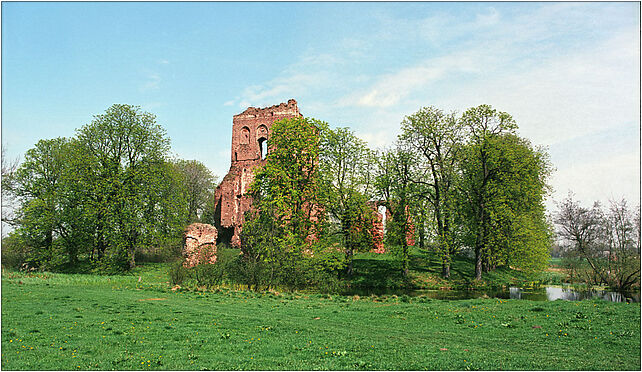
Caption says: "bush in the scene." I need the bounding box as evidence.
[1,233,32,270]
[135,240,181,263]
[0,232,69,271]
[168,260,189,286]
[168,247,242,288]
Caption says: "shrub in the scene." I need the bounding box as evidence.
[168,247,243,288]
[1,233,33,270]
[135,240,181,263]
[169,260,189,286]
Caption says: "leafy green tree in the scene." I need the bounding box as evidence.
[239,207,284,290]
[457,105,551,279]
[399,107,464,278]
[374,147,415,277]
[137,159,190,260]
[244,116,326,288]
[12,138,78,267]
[171,159,218,223]
[319,127,375,276]
[9,105,211,271]
[484,134,552,272]
[74,104,172,270]
[250,116,324,245]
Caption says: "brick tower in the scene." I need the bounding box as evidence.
[213,99,302,247]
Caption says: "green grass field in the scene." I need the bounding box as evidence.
[2,264,640,370]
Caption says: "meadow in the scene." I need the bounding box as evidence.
[2,263,640,370]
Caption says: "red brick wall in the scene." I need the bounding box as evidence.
[213,99,302,247]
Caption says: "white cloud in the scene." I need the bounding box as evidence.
[474,7,500,27]
[547,151,640,210]
[437,29,640,147]
[140,72,161,91]
[345,52,482,108]
[142,102,163,110]
[229,3,639,210]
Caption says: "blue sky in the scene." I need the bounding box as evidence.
[2,1,640,212]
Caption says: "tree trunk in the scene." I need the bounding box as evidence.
[475,216,484,280]
[475,246,483,280]
[128,248,136,269]
[402,251,409,277]
[442,258,451,278]
[346,248,354,278]
[45,229,53,251]
[344,225,354,278]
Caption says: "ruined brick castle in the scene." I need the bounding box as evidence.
[212,99,412,251]
[213,99,302,247]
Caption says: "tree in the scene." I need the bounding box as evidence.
[374,146,415,277]
[457,105,517,280]
[482,134,552,272]
[12,138,75,267]
[399,106,464,278]
[74,104,172,269]
[555,194,641,290]
[9,105,214,272]
[634,205,641,254]
[554,194,607,284]
[2,145,19,231]
[319,126,375,277]
[244,116,326,288]
[171,159,218,223]
[602,199,640,290]
[457,105,551,279]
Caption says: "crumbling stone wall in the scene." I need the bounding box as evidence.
[183,223,218,267]
[213,99,302,247]
[369,202,415,253]
[371,209,386,253]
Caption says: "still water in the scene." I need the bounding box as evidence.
[345,286,640,303]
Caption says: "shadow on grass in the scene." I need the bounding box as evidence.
[350,258,409,289]
[349,247,539,291]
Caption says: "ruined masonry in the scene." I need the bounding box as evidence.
[212,99,412,251]
[213,99,302,247]
[183,223,218,267]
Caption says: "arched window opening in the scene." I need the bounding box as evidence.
[257,125,268,139]
[240,127,250,145]
[258,138,268,160]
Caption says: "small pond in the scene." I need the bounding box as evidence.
[344,286,640,303]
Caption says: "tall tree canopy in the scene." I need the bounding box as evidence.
[319,126,375,276]
[73,104,174,269]
[171,159,218,224]
[243,116,327,288]
[399,106,464,278]
[374,146,416,277]
[457,105,551,279]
